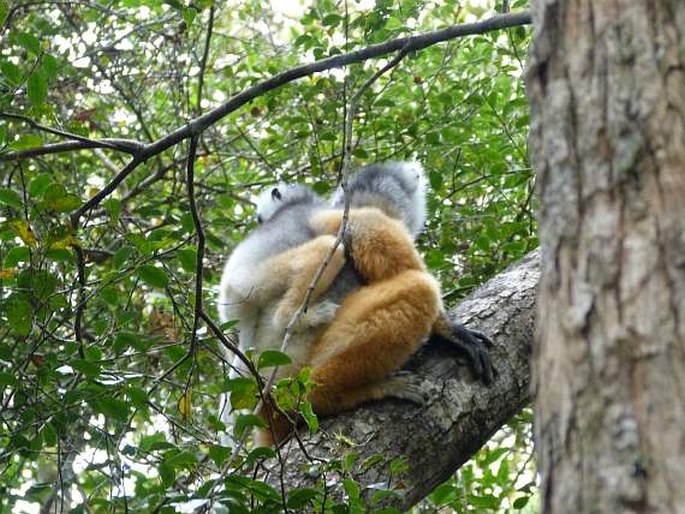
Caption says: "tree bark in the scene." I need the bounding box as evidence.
[272,250,538,510]
[527,2,685,512]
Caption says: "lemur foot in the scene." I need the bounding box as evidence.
[382,371,429,405]
[435,320,496,385]
[275,300,339,332]
[304,300,339,326]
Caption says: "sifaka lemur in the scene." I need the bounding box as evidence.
[218,162,493,445]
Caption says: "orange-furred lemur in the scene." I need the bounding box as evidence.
[218,162,493,445]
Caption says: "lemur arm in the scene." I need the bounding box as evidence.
[265,235,346,331]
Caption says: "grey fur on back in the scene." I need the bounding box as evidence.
[217,184,326,325]
[252,190,324,256]
[330,161,427,237]
[324,161,428,303]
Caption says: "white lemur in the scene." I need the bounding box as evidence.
[217,184,345,380]
[218,162,493,445]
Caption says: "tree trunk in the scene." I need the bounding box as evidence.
[527,2,685,512]
[273,250,538,510]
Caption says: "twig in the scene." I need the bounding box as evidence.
[0,139,142,161]
[185,135,204,359]
[9,12,531,221]
[196,5,215,115]
[0,111,143,155]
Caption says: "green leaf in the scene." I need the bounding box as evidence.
[385,16,404,30]
[92,397,129,421]
[165,450,197,469]
[234,413,267,439]
[137,265,169,288]
[429,481,458,505]
[0,61,21,85]
[46,248,72,262]
[300,401,318,433]
[182,7,197,25]
[125,386,147,409]
[113,331,140,353]
[140,432,170,452]
[179,212,195,233]
[513,496,530,509]
[27,71,48,106]
[244,446,276,465]
[287,488,320,509]
[18,32,41,54]
[9,134,42,150]
[0,372,18,386]
[224,475,281,502]
[322,13,342,27]
[257,350,292,369]
[0,1,7,27]
[4,246,30,267]
[41,422,58,446]
[0,188,22,209]
[177,248,197,273]
[29,174,51,197]
[42,54,59,79]
[112,246,133,269]
[467,494,500,508]
[7,295,32,336]
[40,184,80,212]
[99,285,118,306]
[208,444,231,466]
[103,198,121,222]
[70,358,101,377]
[159,461,175,487]
[343,479,360,500]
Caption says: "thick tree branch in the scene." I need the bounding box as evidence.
[269,249,539,511]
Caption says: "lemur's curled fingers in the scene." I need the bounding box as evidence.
[432,318,496,386]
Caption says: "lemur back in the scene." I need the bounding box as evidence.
[323,161,427,305]
[330,161,427,236]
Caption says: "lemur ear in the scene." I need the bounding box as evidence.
[271,188,282,201]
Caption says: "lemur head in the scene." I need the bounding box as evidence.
[255,183,323,224]
[331,161,427,237]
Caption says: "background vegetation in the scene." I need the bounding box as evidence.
[0,0,534,511]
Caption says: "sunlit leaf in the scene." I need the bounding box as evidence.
[178,391,192,418]
[27,71,48,106]
[257,350,292,369]
[8,220,37,246]
[300,401,318,433]
[0,188,22,209]
[137,265,169,288]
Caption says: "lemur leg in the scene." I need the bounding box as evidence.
[258,373,426,446]
[311,208,425,279]
[314,208,495,386]
[270,235,346,330]
[306,269,441,416]
[258,271,440,444]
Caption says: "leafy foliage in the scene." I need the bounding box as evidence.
[0,0,534,511]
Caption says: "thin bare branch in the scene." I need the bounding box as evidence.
[14,11,531,228]
[0,111,144,157]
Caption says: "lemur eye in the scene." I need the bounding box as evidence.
[257,215,263,224]
[271,188,282,201]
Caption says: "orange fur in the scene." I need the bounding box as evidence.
[259,207,443,445]
[307,270,440,415]
[264,234,346,332]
